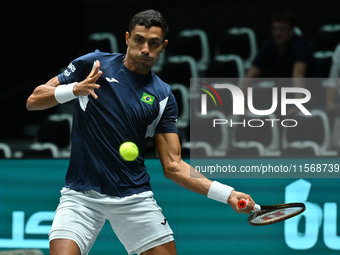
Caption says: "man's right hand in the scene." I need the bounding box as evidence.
[73,60,102,99]
[228,190,255,214]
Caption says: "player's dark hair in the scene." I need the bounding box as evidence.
[129,9,169,40]
[271,11,296,28]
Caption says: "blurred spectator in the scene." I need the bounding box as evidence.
[326,44,340,149]
[326,43,340,108]
[244,12,314,79]
[242,12,317,113]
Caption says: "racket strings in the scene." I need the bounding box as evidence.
[250,207,304,225]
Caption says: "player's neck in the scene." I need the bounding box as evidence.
[123,57,150,76]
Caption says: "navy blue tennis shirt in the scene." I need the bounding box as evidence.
[57,50,178,197]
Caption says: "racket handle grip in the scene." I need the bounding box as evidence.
[237,199,261,211]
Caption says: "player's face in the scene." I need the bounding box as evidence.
[125,25,168,75]
[272,22,294,46]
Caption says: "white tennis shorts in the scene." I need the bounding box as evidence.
[49,188,174,255]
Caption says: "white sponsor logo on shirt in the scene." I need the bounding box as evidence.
[106,77,119,83]
[64,63,76,77]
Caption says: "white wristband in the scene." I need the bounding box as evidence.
[207,181,234,204]
[54,82,77,104]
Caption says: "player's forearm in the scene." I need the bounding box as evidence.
[164,160,236,205]
[27,75,81,111]
[157,133,232,202]
[163,159,212,196]
[26,84,60,111]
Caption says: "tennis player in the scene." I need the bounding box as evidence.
[26,9,255,255]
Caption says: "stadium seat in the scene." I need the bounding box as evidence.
[217,27,257,69]
[282,109,337,156]
[312,24,340,52]
[206,54,245,78]
[80,32,119,54]
[27,113,73,158]
[313,51,334,77]
[38,113,72,148]
[188,110,229,157]
[294,26,303,35]
[22,143,60,158]
[171,84,189,126]
[0,143,12,158]
[169,29,210,71]
[230,113,281,157]
[227,142,264,157]
[21,113,73,159]
[281,141,320,157]
[249,80,278,112]
[182,141,213,158]
[152,51,166,73]
[171,84,190,142]
[159,56,199,88]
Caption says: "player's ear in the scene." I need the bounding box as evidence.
[125,32,130,46]
[161,39,168,52]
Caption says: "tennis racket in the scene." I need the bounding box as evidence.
[237,199,306,226]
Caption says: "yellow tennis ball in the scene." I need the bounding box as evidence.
[119,142,139,161]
